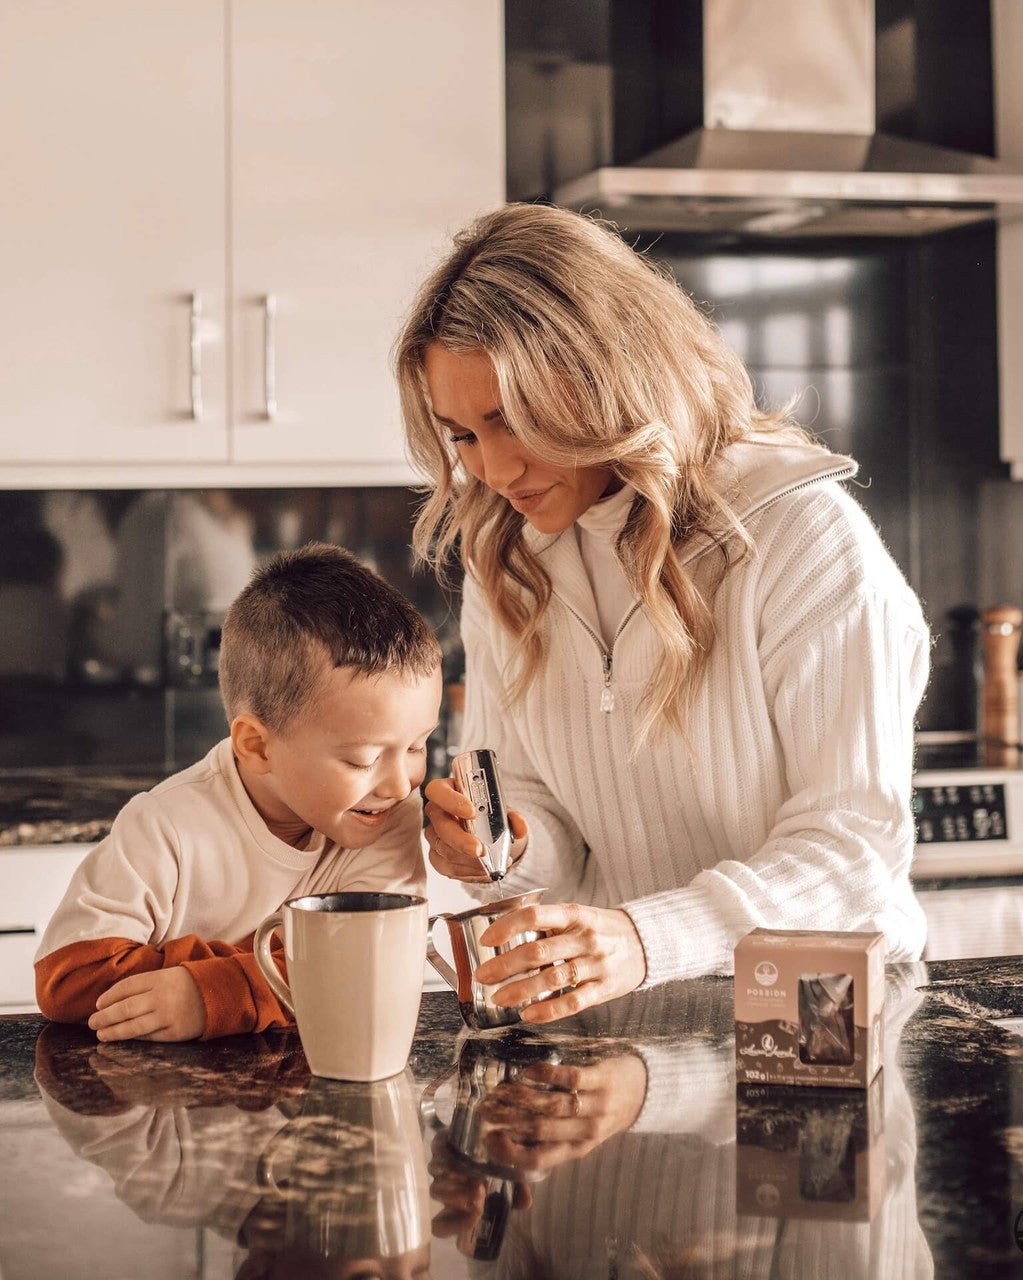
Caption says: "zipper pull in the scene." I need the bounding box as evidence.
[600,652,615,713]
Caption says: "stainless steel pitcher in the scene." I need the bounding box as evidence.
[426,888,552,1030]
[420,1032,563,1172]
[419,1033,561,1259]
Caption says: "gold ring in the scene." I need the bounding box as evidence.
[570,1091,582,1118]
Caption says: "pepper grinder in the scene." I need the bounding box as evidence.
[981,606,1023,757]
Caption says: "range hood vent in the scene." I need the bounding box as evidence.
[553,0,1023,238]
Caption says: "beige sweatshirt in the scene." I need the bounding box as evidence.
[35,737,426,1036]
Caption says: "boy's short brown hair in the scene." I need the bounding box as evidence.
[219,542,440,731]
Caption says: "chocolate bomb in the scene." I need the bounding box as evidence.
[798,973,855,1065]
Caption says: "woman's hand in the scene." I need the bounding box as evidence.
[473,903,647,1022]
[479,1055,648,1175]
[427,1131,533,1257]
[424,776,528,883]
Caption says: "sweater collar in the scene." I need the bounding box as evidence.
[526,438,857,570]
[215,737,331,870]
[678,437,857,566]
[575,482,637,539]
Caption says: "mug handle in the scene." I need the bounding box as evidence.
[253,911,295,1016]
[426,914,457,991]
[418,1066,456,1130]
[256,1122,295,1195]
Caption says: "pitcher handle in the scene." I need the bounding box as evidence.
[426,913,457,991]
[253,911,295,1016]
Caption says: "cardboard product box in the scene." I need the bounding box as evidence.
[734,929,885,1088]
[735,1073,886,1222]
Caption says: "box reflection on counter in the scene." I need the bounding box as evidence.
[736,1074,886,1223]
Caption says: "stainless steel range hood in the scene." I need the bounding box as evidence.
[553,0,1023,237]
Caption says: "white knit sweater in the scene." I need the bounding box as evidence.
[459,438,930,986]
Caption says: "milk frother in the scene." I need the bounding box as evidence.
[452,748,513,882]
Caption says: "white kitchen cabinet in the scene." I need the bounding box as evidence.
[0,1,504,488]
[0,2,228,469]
[230,1,504,470]
[0,844,92,1010]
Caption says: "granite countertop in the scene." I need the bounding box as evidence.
[0,766,168,847]
[4,955,1023,1277]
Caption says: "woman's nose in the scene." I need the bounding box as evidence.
[479,433,526,491]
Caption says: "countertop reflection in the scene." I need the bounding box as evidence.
[4,958,1023,1278]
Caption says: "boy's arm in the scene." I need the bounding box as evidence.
[35,794,292,1039]
[35,932,292,1039]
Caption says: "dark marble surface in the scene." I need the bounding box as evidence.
[0,766,168,847]
[4,959,1023,1277]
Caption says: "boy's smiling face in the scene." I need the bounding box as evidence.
[235,662,442,848]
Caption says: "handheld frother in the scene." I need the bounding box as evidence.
[452,748,513,881]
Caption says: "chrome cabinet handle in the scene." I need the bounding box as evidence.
[263,294,278,421]
[189,292,203,422]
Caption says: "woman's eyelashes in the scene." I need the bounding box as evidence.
[449,431,476,446]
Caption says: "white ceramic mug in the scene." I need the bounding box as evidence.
[257,1071,431,1270]
[254,891,428,1081]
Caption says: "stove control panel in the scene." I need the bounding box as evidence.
[913,781,1007,844]
[912,768,1023,878]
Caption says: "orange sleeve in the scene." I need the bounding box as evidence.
[35,932,293,1039]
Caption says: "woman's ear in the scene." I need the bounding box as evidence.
[230,714,273,774]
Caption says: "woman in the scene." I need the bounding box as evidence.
[396,203,929,1023]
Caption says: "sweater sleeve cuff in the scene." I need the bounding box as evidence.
[622,882,735,988]
[181,956,256,1040]
[630,1042,736,1139]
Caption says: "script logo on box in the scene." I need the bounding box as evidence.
[754,961,779,987]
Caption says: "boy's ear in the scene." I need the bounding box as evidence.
[231,714,273,773]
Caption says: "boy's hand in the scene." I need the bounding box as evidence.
[88,968,206,1042]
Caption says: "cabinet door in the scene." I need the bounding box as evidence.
[230,0,504,471]
[0,3,227,465]
[0,844,92,1009]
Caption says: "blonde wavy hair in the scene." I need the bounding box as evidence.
[395,203,813,740]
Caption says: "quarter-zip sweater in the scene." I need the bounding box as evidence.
[459,438,930,985]
[575,482,637,648]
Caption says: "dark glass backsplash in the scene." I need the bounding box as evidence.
[3,227,1022,769]
[649,225,1019,735]
[0,487,463,772]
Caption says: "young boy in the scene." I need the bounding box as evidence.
[36,542,441,1042]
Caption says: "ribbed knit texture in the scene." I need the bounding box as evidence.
[575,482,637,646]
[459,441,930,986]
[467,967,933,1278]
